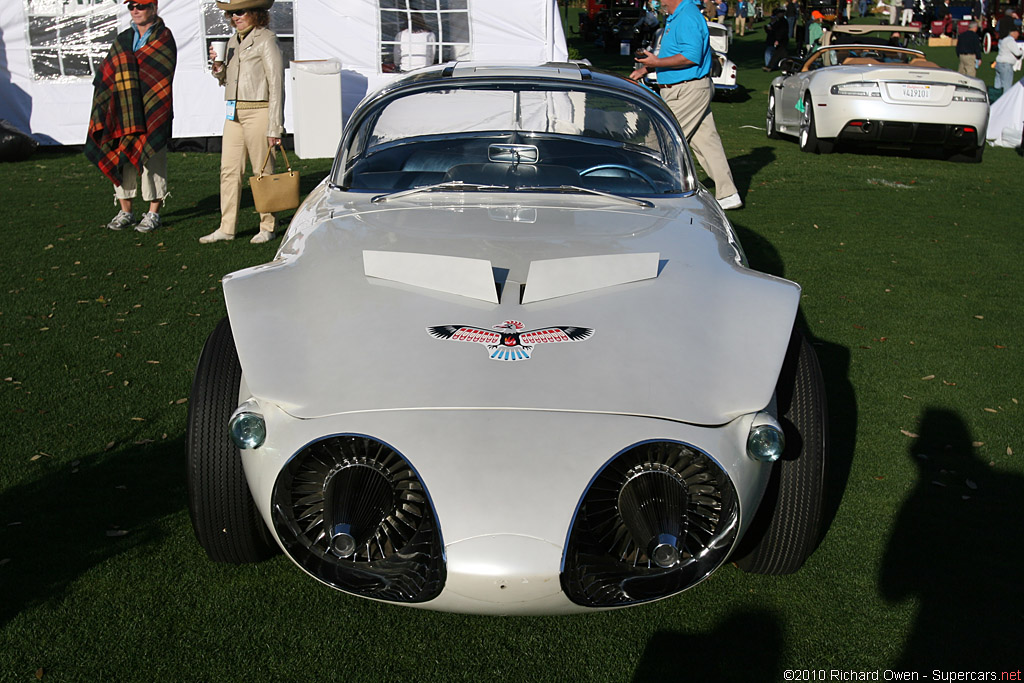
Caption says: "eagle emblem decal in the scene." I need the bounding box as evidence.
[427,320,594,361]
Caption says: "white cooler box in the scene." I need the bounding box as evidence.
[290,59,343,159]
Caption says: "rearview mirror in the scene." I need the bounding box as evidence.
[488,144,539,165]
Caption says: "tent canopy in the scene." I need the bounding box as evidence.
[0,0,568,147]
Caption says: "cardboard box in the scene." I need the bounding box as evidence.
[928,35,957,47]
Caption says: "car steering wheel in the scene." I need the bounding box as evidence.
[579,164,657,190]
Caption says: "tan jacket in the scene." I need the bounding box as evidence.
[215,26,284,137]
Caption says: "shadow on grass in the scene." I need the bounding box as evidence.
[818,140,979,164]
[879,409,1024,670]
[162,193,221,222]
[732,220,857,552]
[631,610,783,681]
[162,166,330,228]
[0,438,186,627]
[714,84,754,104]
[720,145,777,199]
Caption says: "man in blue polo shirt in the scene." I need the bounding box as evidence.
[630,0,742,209]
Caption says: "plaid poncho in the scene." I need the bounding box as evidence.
[85,19,176,186]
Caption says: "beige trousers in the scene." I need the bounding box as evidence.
[957,53,977,77]
[114,147,168,202]
[219,107,275,235]
[661,77,738,199]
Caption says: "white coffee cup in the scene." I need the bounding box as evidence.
[211,40,227,62]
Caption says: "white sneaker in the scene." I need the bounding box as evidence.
[135,212,161,233]
[199,229,234,244]
[107,210,135,231]
[717,193,743,210]
[250,231,274,244]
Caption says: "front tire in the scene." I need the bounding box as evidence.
[798,95,834,154]
[733,327,829,575]
[187,317,278,563]
[766,90,781,139]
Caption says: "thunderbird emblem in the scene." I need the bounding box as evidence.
[427,320,594,361]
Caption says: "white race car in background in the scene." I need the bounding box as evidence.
[643,21,738,98]
[187,62,829,615]
[708,21,738,97]
[767,26,989,161]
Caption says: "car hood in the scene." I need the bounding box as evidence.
[223,192,800,425]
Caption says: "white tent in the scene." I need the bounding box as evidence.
[0,0,567,148]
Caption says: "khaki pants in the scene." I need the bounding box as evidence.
[957,53,977,77]
[661,77,738,200]
[219,106,276,236]
[114,147,168,202]
[735,16,746,35]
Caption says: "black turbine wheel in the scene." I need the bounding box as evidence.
[617,463,690,569]
[561,441,739,608]
[322,461,395,559]
[272,435,445,603]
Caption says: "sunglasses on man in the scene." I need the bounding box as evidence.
[126,2,153,10]
[226,9,250,16]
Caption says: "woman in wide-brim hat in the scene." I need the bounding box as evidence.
[200,0,284,244]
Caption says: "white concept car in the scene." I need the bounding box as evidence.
[767,28,989,161]
[187,62,829,615]
[707,20,739,97]
[642,22,738,98]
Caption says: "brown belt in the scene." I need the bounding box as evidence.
[655,76,708,90]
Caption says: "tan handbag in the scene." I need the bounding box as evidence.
[249,143,300,213]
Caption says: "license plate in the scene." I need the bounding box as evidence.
[900,84,931,99]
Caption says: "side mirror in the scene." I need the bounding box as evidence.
[779,58,799,75]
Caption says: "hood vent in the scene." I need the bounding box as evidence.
[364,251,659,305]
[521,253,659,303]
[364,251,499,303]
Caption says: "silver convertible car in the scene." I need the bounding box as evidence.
[187,62,829,615]
[766,36,989,161]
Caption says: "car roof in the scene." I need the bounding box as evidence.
[390,61,592,85]
[370,61,662,107]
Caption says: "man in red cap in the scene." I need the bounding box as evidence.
[85,0,176,233]
[806,10,825,54]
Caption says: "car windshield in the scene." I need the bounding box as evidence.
[804,45,927,70]
[334,82,693,196]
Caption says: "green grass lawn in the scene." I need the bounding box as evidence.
[1,22,1022,682]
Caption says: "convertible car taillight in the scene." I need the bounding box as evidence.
[272,435,445,602]
[560,441,739,607]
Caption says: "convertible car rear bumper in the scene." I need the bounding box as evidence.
[836,118,981,149]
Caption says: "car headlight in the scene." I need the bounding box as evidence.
[272,435,445,603]
[747,422,785,463]
[830,81,881,97]
[561,441,739,607]
[952,85,987,103]
[228,400,266,449]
